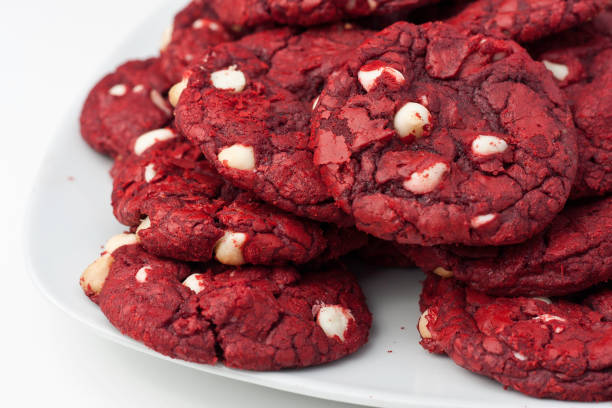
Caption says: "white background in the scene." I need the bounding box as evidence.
[1,1,358,406]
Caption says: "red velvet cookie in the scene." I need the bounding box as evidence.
[404,196,612,296]
[206,0,436,28]
[417,274,612,401]
[80,238,372,370]
[530,11,612,198]
[80,59,173,158]
[446,0,606,43]
[175,25,374,225]
[311,22,578,246]
[111,134,335,266]
[160,0,233,84]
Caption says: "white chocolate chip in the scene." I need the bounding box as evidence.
[472,135,508,156]
[513,351,528,361]
[132,84,145,93]
[418,309,432,339]
[542,60,569,81]
[108,84,127,96]
[104,233,140,254]
[312,95,320,111]
[210,65,246,92]
[136,217,151,233]
[168,77,188,107]
[554,327,564,334]
[393,102,432,139]
[403,162,449,194]
[470,213,496,229]
[150,90,172,116]
[80,254,114,296]
[358,65,405,92]
[133,128,176,155]
[534,314,566,323]
[209,22,220,31]
[367,0,378,10]
[135,266,151,283]
[160,23,173,52]
[182,273,206,294]
[144,164,156,183]
[433,267,453,278]
[533,297,552,305]
[192,19,204,29]
[316,305,354,342]
[214,231,247,266]
[217,144,256,171]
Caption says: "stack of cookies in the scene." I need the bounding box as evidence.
[78,0,611,401]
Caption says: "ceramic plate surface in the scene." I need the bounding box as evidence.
[25,3,604,407]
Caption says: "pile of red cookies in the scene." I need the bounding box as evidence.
[78,0,611,401]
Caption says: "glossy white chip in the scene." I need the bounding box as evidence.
[210,65,246,92]
[418,309,432,339]
[169,77,188,107]
[214,231,247,266]
[472,135,508,156]
[135,266,151,283]
[393,102,431,139]
[470,213,496,228]
[217,144,255,171]
[403,162,449,194]
[542,60,569,81]
[182,273,206,294]
[108,84,127,96]
[317,305,354,342]
[358,66,404,92]
[136,217,151,233]
[160,23,173,51]
[133,128,176,155]
[144,163,156,183]
[104,233,140,254]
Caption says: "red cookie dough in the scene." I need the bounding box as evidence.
[84,241,372,370]
[446,0,606,43]
[206,0,436,28]
[111,134,334,265]
[80,59,173,158]
[418,275,612,401]
[160,0,233,83]
[530,11,612,198]
[311,22,577,246]
[175,25,374,225]
[404,196,612,296]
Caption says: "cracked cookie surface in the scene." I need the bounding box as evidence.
[86,242,371,370]
[175,25,374,225]
[418,274,612,401]
[404,196,612,296]
[311,22,578,246]
[111,135,365,265]
[530,10,612,198]
[80,59,173,158]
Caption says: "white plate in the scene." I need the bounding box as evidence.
[24,3,604,407]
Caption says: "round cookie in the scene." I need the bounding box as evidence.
[175,25,374,225]
[80,237,372,370]
[80,58,173,157]
[417,274,612,401]
[446,0,606,43]
[311,22,578,246]
[111,134,331,266]
[160,0,233,84]
[206,0,436,29]
[530,11,612,198]
[404,196,612,296]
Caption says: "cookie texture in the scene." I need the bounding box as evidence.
[312,22,577,246]
[80,59,172,157]
[418,275,612,401]
[111,135,340,265]
[175,25,374,224]
[207,0,435,28]
[90,242,372,370]
[530,10,612,198]
[405,196,612,296]
[160,0,233,83]
[446,0,606,43]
